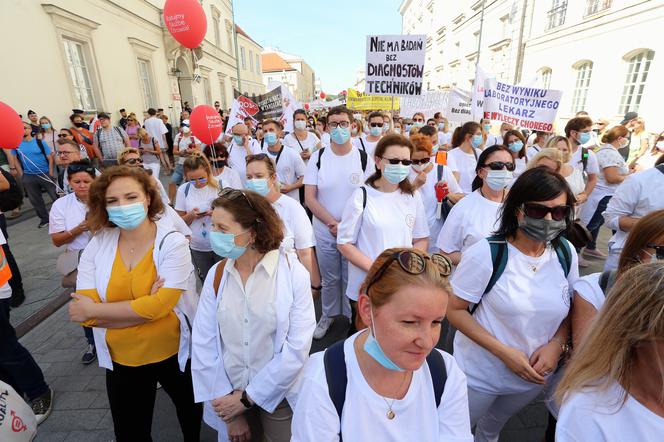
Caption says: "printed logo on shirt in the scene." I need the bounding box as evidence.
[350,173,361,185]
[405,214,415,228]
[561,282,571,308]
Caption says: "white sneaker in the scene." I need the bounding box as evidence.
[313,316,334,340]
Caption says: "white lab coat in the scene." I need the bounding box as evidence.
[76,218,198,371]
[191,252,315,438]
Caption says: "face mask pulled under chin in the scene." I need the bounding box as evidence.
[363,305,404,372]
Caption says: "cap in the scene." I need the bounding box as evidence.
[620,111,638,125]
[182,119,190,126]
[157,108,164,112]
[119,108,126,113]
[97,112,110,120]
[27,109,36,115]
[72,109,85,114]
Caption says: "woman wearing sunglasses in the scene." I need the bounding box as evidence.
[436,145,514,265]
[556,262,664,442]
[338,134,429,330]
[175,155,221,282]
[49,160,97,364]
[68,166,202,441]
[204,143,242,190]
[118,148,170,204]
[447,167,579,442]
[291,248,473,441]
[408,134,463,252]
[191,187,315,442]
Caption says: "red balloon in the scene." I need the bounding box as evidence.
[190,105,223,145]
[0,102,23,150]
[163,0,207,49]
[319,92,326,99]
[304,103,310,110]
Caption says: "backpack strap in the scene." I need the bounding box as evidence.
[158,230,178,251]
[213,259,228,295]
[358,138,366,152]
[471,235,508,314]
[35,139,50,165]
[184,181,192,197]
[315,147,325,170]
[552,238,572,278]
[358,149,368,172]
[598,269,616,296]
[361,186,367,210]
[426,350,447,408]
[656,164,664,175]
[324,340,347,439]
[152,137,156,149]
[581,147,589,172]
[294,134,305,151]
[114,126,123,140]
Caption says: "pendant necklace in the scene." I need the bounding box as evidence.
[380,371,409,420]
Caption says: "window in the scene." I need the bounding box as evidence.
[538,68,552,89]
[585,0,611,16]
[255,54,260,74]
[219,78,227,109]
[213,16,220,47]
[249,50,254,72]
[619,50,655,114]
[571,62,592,113]
[546,0,567,30]
[63,38,96,111]
[203,76,212,105]
[240,47,246,70]
[500,15,509,39]
[137,59,156,108]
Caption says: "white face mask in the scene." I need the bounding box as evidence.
[656,141,664,152]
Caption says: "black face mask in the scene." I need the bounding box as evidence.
[74,122,84,128]
[212,159,227,168]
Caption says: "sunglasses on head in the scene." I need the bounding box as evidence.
[646,244,664,260]
[411,157,431,165]
[522,203,571,221]
[484,161,516,171]
[125,158,143,165]
[365,250,452,295]
[380,157,412,166]
[67,164,96,176]
[218,187,255,211]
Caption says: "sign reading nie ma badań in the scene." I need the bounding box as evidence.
[365,35,426,98]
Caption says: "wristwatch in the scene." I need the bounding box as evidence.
[551,336,570,355]
[240,390,254,409]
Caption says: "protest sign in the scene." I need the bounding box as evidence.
[365,34,426,97]
[471,66,490,121]
[346,88,400,111]
[400,91,448,120]
[226,83,301,135]
[446,89,472,122]
[483,79,563,131]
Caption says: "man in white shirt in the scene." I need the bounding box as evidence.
[283,109,320,166]
[363,112,385,157]
[227,123,261,185]
[565,117,599,205]
[260,120,306,201]
[527,131,550,158]
[142,108,168,161]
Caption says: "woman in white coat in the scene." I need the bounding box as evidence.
[67,166,202,441]
[191,188,315,442]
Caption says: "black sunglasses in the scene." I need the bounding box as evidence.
[369,122,384,128]
[57,134,69,138]
[523,203,571,221]
[219,187,255,211]
[67,164,96,176]
[125,158,143,165]
[411,157,431,165]
[365,250,452,295]
[484,161,516,171]
[380,157,413,166]
[646,244,664,260]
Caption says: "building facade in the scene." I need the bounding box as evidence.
[400,0,663,127]
[235,25,265,97]
[261,48,316,103]
[0,0,261,128]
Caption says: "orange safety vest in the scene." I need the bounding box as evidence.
[0,247,13,287]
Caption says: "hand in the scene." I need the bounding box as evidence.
[212,391,246,423]
[68,293,96,322]
[499,346,546,384]
[327,221,338,237]
[188,208,200,218]
[300,150,311,160]
[226,414,251,442]
[77,220,89,232]
[280,183,290,194]
[576,192,588,204]
[150,277,165,295]
[529,341,563,377]
[414,171,428,188]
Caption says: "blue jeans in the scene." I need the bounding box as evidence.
[0,298,49,401]
[171,164,184,185]
[585,195,612,250]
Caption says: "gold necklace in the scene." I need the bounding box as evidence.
[380,371,410,420]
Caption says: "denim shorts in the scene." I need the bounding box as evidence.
[171,164,184,185]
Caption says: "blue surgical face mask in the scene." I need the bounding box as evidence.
[233,135,244,145]
[438,123,445,130]
[471,134,483,149]
[404,124,412,132]
[483,124,491,132]
[383,163,410,184]
[485,169,513,191]
[370,127,382,137]
[363,306,404,372]
[294,120,307,131]
[107,202,147,230]
[577,132,591,145]
[209,230,249,259]
[41,123,51,130]
[264,132,278,146]
[330,126,351,144]
[508,140,524,153]
[246,178,270,196]
[382,124,390,133]
[414,121,424,127]
[431,145,439,154]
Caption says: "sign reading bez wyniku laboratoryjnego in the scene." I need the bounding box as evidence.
[365,34,426,97]
[483,78,563,131]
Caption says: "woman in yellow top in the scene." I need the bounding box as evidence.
[68,166,202,442]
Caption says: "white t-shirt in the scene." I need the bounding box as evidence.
[527,145,543,159]
[485,133,500,147]
[360,139,379,158]
[228,139,261,185]
[436,190,501,254]
[291,332,473,442]
[352,136,370,154]
[283,132,320,166]
[557,381,664,442]
[142,116,168,150]
[438,131,452,147]
[48,193,90,252]
[174,182,219,251]
[153,176,170,204]
[319,132,331,148]
[303,146,375,226]
[173,134,201,165]
[564,167,586,197]
[0,230,11,300]
[573,273,605,311]
[447,147,481,195]
[215,167,243,190]
[594,145,629,196]
[451,238,579,394]
[568,146,600,175]
[514,157,527,177]
[260,143,307,201]
[272,194,315,253]
[337,186,429,301]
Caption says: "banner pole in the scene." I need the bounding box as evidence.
[474,0,486,79]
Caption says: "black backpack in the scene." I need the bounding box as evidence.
[0,169,24,212]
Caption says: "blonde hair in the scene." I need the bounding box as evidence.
[137,128,149,139]
[546,135,572,162]
[183,153,219,189]
[527,148,563,173]
[118,147,140,162]
[556,263,664,407]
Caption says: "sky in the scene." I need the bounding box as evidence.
[234,0,403,95]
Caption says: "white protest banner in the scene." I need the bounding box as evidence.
[446,88,472,122]
[365,34,426,97]
[400,91,448,120]
[483,79,563,131]
[268,81,302,133]
[471,65,491,121]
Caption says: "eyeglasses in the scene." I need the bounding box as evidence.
[246,153,269,163]
[484,161,516,171]
[646,244,664,260]
[380,157,413,166]
[125,158,143,165]
[67,164,96,176]
[522,203,571,221]
[365,250,452,295]
[57,151,76,156]
[411,157,431,165]
[218,187,255,211]
[57,134,69,138]
[369,122,384,128]
[328,121,350,129]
